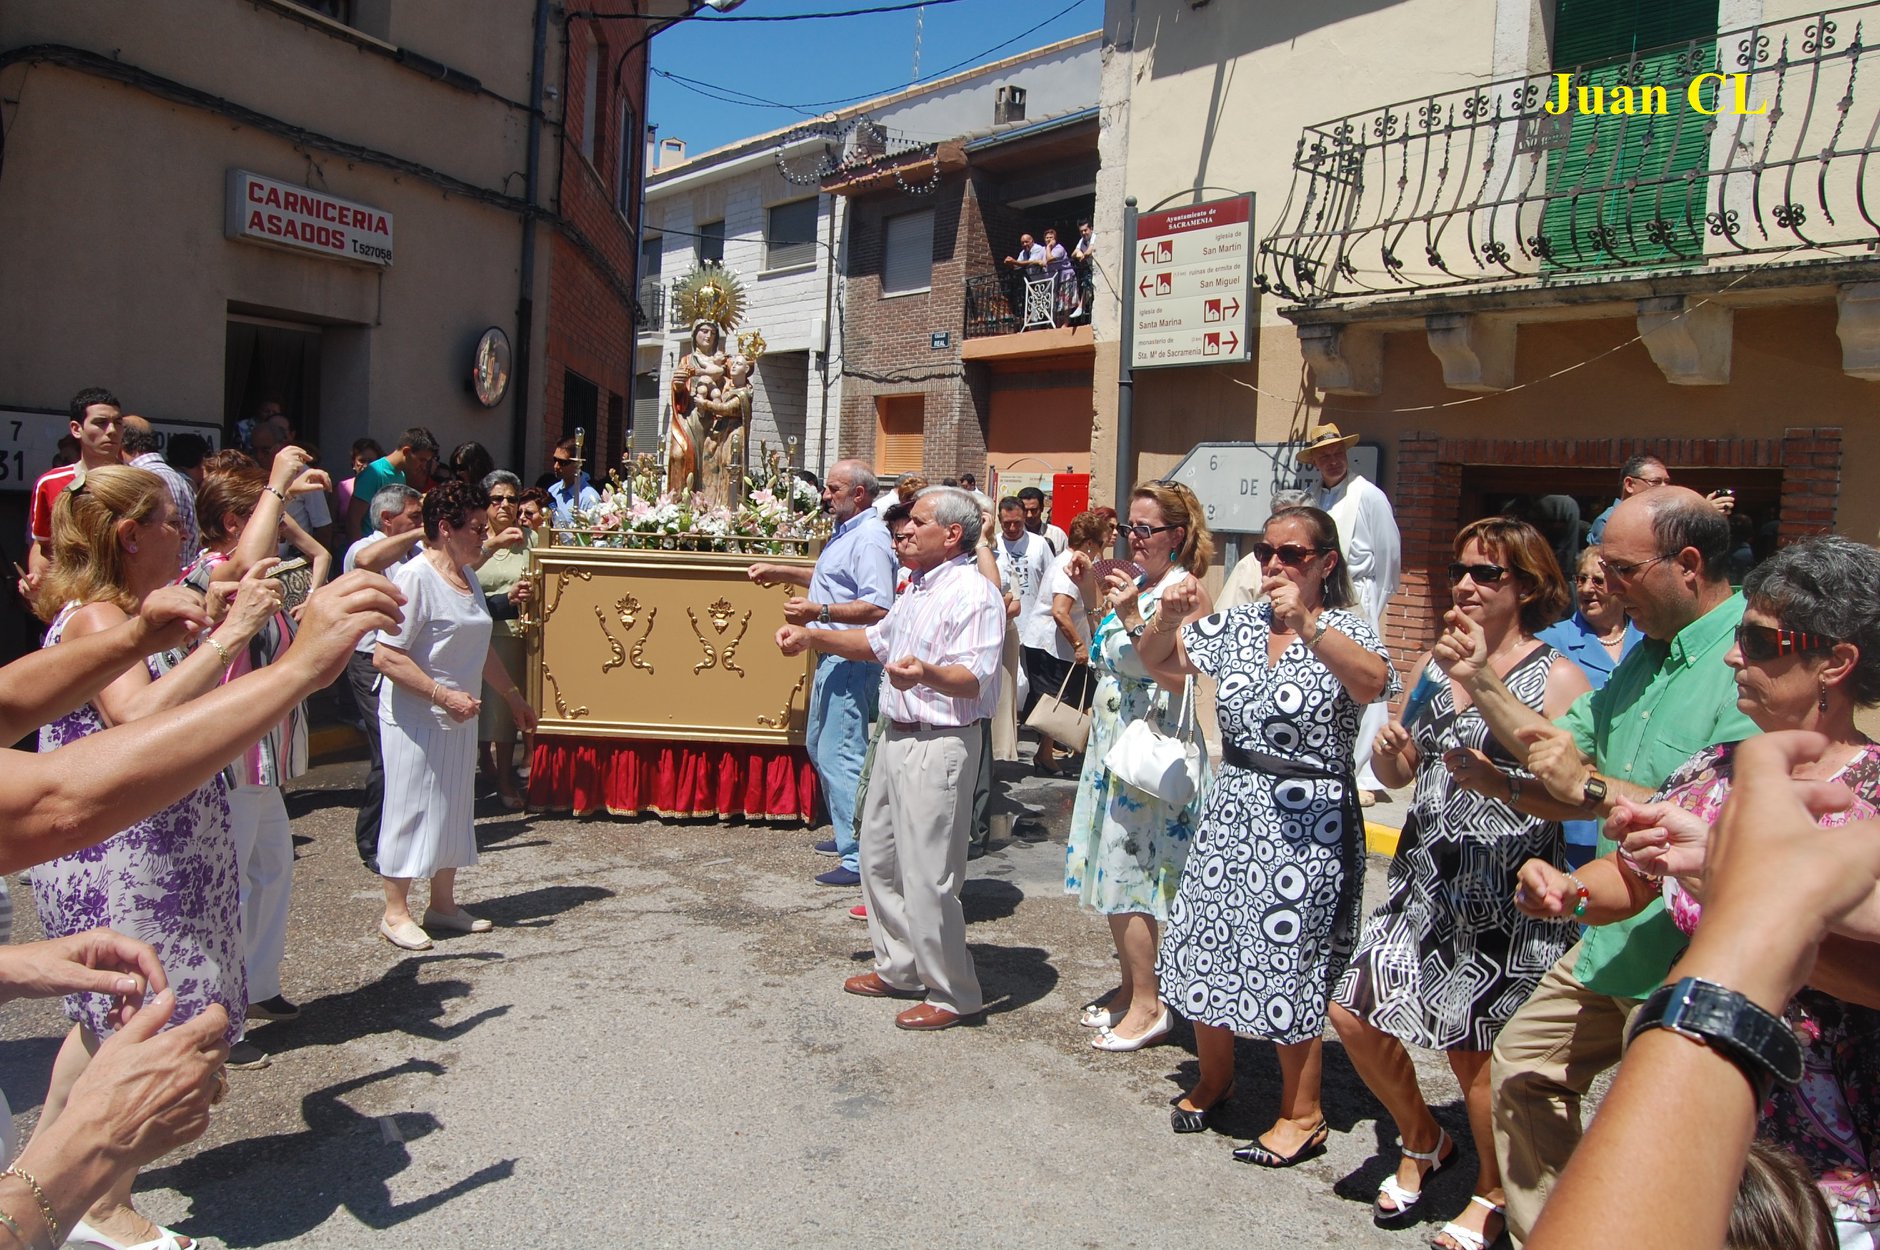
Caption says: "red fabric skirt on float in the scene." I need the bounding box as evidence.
[527,736,820,822]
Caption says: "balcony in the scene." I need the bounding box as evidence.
[634,281,666,335]
[1256,3,1880,307]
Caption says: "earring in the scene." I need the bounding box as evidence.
[1820,681,1831,713]
[126,543,138,553]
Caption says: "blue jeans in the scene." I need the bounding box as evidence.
[806,653,880,872]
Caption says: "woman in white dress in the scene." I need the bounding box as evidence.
[373,480,537,950]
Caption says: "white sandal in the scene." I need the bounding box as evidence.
[68,1217,193,1250]
[1431,1194,1505,1250]
[1374,1129,1453,1227]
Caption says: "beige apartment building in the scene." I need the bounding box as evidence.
[1094,0,1876,666]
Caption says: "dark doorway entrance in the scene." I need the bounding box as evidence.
[225,317,321,450]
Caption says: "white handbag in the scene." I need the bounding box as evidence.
[1104,676,1201,805]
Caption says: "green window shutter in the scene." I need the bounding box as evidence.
[1540,0,1721,271]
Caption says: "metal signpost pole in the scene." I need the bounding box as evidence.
[1115,196,1139,538]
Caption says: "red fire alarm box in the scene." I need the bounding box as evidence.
[1050,473,1090,532]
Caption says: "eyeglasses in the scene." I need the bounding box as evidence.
[1734,623,1837,662]
[1627,473,1673,488]
[1574,573,1608,589]
[1448,562,1510,585]
[892,531,918,545]
[489,493,519,504]
[1121,522,1182,540]
[1599,552,1676,581]
[1254,542,1328,567]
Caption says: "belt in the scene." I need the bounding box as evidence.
[887,718,982,734]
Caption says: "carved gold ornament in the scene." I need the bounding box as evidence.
[542,663,589,719]
[757,671,808,729]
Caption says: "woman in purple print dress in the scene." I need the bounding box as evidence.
[26,465,281,1250]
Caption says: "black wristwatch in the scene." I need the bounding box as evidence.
[1626,976,1803,1103]
[818,603,832,625]
[1580,773,1609,809]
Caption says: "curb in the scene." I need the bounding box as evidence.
[309,723,366,765]
[1364,821,1399,858]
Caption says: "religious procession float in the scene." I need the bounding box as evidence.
[520,264,831,822]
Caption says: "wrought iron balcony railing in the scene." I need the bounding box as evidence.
[635,280,666,333]
[965,271,1022,338]
[1256,3,1880,304]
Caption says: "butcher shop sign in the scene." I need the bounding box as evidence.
[225,170,394,267]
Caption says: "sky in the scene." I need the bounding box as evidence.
[646,0,1103,159]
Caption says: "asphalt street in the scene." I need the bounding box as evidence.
[3,758,1493,1250]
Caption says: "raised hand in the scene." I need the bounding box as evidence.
[220,560,286,641]
[1430,606,1490,684]
[1373,720,1413,761]
[1514,722,1594,805]
[782,596,819,625]
[281,570,405,687]
[59,994,229,1169]
[1263,575,1309,634]
[134,584,215,654]
[0,929,168,1028]
[1440,746,1503,794]
[1160,574,1204,621]
[775,625,811,656]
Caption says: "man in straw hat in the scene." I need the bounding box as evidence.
[1300,422,1401,805]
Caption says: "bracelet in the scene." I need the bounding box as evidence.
[1507,774,1523,805]
[205,635,234,671]
[1,1168,56,1247]
[1305,616,1331,649]
[1152,611,1184,635]
[431,682,444,705]
[0,1206,24,1244]
[265,484,287,501]
[1565,872,1591,919]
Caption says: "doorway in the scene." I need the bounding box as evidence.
[225,317,322,449]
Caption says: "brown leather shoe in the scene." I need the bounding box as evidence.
[895,1003,967,1031]
[844,972,922,999]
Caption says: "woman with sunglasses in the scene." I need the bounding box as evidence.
[1328,517,1586,1250]
[1511,534,1880,1247]
[1135,504,1394,1164]
[1062,481,1215,1053]
[475,470,533,810]
[1537,547,1643,867]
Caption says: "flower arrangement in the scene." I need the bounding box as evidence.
[554,446,825,554]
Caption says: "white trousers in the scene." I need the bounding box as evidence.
[228,782,294,1004]
[858,724,984,1016]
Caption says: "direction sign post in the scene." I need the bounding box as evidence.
[1165,441,1381,535]
[1128,195,1255,371]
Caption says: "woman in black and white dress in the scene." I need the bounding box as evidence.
[1133,505,1395,1165]
[1328,516,1586,1250]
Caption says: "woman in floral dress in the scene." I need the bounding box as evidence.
[27,464,281,1250]
[1063,481,1214,1052]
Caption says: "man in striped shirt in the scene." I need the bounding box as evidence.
[776,486,1005,1031]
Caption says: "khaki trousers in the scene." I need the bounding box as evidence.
[858,723,983,1016]
[1490,941,1645,1245]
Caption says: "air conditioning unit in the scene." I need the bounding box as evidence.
[995,85,1027,126]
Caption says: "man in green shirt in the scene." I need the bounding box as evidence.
[344,426,438,540]
[1431,486,1755,1244]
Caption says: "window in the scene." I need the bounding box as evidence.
[882,208,935,296]
[765,198,818,271]
[640,234,663,280]
[697,220,725,266]
[581,44,600,163]
[875,396,925,474]
[616,98,640,215]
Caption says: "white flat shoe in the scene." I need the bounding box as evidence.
[1080,1003,1126,1030]
[422,907,492,933]
[68,1216,193,1250]
[379,918,433,950]
[1092,1007,1173,1052]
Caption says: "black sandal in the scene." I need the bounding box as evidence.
[1169,1084,1235,1134]
[1232,1120,1329,1167]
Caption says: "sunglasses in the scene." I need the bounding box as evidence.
[1734,623,1837,662]
[489,493,519,504]
[892,531,917,545]
[1121,522,1182,540]
[1448,562,1510,585]
[1574,573,1608,589]
[1254,542,1329,567]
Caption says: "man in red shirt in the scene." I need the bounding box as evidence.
[19,388,123,604]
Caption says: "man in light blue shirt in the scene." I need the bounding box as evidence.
[546,436,600,523]
[749,459,896,885]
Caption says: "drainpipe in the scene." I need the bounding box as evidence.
[817,192,837,477]
[1113,195,1138,539]
[510,0,551,478]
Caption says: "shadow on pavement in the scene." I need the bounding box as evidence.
[970,943,1057,1016]
[961,877,1023,923]
[144,1057,515,1246]
[467,883,614,929]
[247,952,510,1060]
